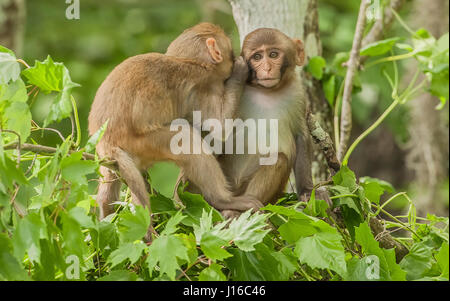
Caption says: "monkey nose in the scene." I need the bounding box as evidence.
[263,65,271,72]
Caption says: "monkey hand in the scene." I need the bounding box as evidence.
[221,209,242,220]
[215,195,263,212]
[230,56,249,82]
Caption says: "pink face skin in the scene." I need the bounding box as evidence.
[248,45,285,89]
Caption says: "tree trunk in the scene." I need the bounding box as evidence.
[228,0,333,185]
[0,0,26,56]
[405,0,449,216]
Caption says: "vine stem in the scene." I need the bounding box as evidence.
[341,98,399,166]
[365,51,417,69]
[70,96,81,148]
[370,203,421,240]
[17,58,30,68]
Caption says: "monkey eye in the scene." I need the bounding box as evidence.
[269,51,279,58]
[253,53,262,61]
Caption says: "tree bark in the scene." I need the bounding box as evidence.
[0,0,26,56]
[228,0,333,184]
[405,0,449,216]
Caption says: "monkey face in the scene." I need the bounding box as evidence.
[247,45,286,89]
[242,28,305,90]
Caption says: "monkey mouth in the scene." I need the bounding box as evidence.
[256,78,280,88]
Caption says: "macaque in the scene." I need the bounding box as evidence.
[88,23,263,236]
[179,28,329,219]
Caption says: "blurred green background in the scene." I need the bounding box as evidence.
[14,0,448,213]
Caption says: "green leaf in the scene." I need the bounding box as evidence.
[178,189,222,226]
[12,212,47,264]
[304,189,329,217]
[150,192,177,214]
[85,120,108,153]
[355,222,406,280]
[200,232,232,261]
[345,256,376,281]
[262,204,310,219]
[90,221,119,252]
[399,240,434,280]
[436,242,449,279]
[295,231,347,276]
[177,233,198,266]
[332,52,350,76]
[61,212,88,260]
[0,52,20,84]
[22,55,64,93]
[306,56,326,79]
[332,166,357,190]
[278,218,318,243]
[0,45,15,56]
[225,244,295,281]
[0,233,29,280]
[0,155,28,193]
[341,205,363,240]
[21,56,80,126]
[146,234,189,280]
[107,242,146,268]
[360,37,401,56]
[61,151,98,186]
[323,75,336,106]
[220,210,270,251]
[162,211,185,235]
[117,206,150,242]
[0,78,28,103]
[3,101,32,142]
[68,207,96,229]
[198,263,226,281]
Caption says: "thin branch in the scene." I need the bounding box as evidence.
[307,112,340,174]
[3,142,117,170]
[362,0,406,48]
[337,0,371,162]
[369,217,409,262]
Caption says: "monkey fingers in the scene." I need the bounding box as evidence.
[220,209,242,220]
[217,195,263,212]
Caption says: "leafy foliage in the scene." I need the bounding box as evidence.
[0,20,449,281]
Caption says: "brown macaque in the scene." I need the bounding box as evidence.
[88,23,263,238]
[208,28,328,218]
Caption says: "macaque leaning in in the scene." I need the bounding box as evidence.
[178,28,329,219]
[88,23,263,239]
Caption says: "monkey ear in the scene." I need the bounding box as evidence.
[293,39,305,66]
[206,38,223,64]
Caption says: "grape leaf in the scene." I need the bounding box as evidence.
[12,212,48,264]
[0,52,20,84]
[436,242,449,279]
[117,206,150,242]
[200,232,232,261]
[295,231,347,276]
[360,37,400,56]
[225,244,295,281]
[61,151,97,186]
[146,234,189,280]
[306,56,326,79]
[107,242,146,268]
[0,233,29,280]
[21,56,80,126]
[198,263,226,281]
